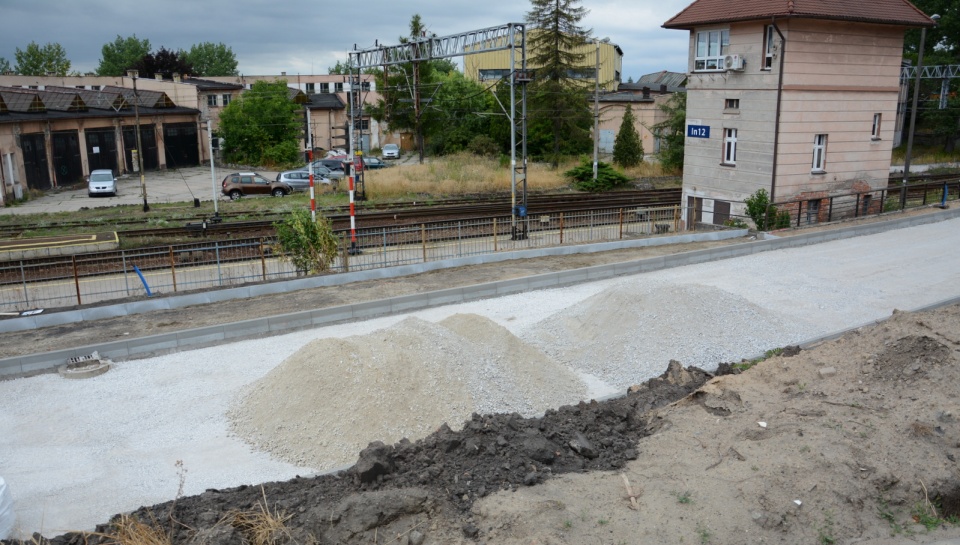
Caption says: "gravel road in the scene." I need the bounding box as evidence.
[1,215,959,539]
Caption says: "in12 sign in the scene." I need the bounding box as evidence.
[687,125,710,138]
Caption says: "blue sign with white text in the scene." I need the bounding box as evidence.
[687,125,710,138]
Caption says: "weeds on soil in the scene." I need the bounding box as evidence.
[733,348,785,372]
[227,486,293,545]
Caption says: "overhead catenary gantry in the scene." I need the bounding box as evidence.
[348,22,531,240]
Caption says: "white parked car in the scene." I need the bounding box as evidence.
[382,143,401,159]
[87,169,117,197]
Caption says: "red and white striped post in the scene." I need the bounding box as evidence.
[347,157,359,254]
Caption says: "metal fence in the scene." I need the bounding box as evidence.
[0,205,685,313]
[720,180,960,229]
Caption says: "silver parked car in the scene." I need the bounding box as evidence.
[87,169,117,197]
[382,143,400,159]
[307,162,345,181]
[276,170,336,191]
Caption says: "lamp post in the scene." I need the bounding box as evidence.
[127,70,148,212]
[901,14,939,208]
[592,38,609,183]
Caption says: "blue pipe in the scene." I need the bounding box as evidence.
[133,265,153,297]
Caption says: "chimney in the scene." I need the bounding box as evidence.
[173,72,181,83]
[660,84,667,94]
[281,71,287,76]
[155,73,163,81]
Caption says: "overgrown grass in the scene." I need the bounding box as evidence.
[891,144,960,166]
[733,348,785,372]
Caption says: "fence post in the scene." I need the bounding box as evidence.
[457,221,463,257]
[169,246,178,292]
[382,228,387,267]
[259,238,267,281]
[72,255,82,306]
[341,236,349,273]
[215,241,223,286]
[493,218,498,252]
[559,213,564,244]
[674,205,680,232]
[121,251,131,296]
[421,224,427,263]
[619,208,624,239]
[19,261,29,306]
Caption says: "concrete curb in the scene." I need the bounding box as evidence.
[2,206,958,378]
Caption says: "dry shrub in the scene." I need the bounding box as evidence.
[95,514,171,545]
[228,487,293,545]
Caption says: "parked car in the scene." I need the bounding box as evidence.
[276,170,336,191]
[221,172,292,199]
[314,158,350,172]
[307,162,345,180]
[382,143,400,159]
[362,157,390,169]
[87,169,117,197]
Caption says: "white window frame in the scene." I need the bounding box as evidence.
[723,128,737,165]
[871,113,881,140]
[812,134,827,172]
[222,94,231,106]
[305,82,315,93]
[695,29,730,71]
[206,95,218,107]
[724,98,740,110]
[764,25,776,70]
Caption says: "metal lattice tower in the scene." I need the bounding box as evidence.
[349,23,529,238]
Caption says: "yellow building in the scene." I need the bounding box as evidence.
[463,30,623,88]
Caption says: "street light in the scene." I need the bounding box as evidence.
[127,69,148,212]
[592,38,610,183]
[901,14,940,208]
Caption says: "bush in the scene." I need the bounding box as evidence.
[272,208,340,275]
[744,189,790,231]
[467,134,500,157]
[564,160,631,192]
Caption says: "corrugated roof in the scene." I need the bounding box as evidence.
[0,95,7,115]
[45,86,129,111]
[103,86,175,108]
[663,0,935,29]
[307,93,346,109]
[636,70,688,89]
[35,90,86,112]
[183,77,244,91]
[0,88,45,113]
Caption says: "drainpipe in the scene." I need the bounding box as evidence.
[770,19,786,203]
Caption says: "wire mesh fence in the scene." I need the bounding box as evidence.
[0,205,685,313]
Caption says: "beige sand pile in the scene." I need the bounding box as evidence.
[228,314,586,470]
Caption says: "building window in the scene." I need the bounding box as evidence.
[360,81,371,91]
[222,94,231,106]
[334,82,344,93]
[305,83,315,93]
[91,85,101,91]
[695,29,729,71]
[723,128,737,165]
[764,25,776,69]
[871,113,881,140]
[207,95,218,107]
[724,98,740,110]
[806,199,820,224]
[478,69,511,81]
[812,134,827,172]
[353,119,370,131]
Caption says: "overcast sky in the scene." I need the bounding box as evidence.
[0,0,693,81]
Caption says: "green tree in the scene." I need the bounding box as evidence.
[613,104,643,167]
[130,46,194,79]
[367,14,450,162]
[217,80,302,166]
[525,0,593,166]
[423,70,495,155]
[96,35,151,76]
[182,42,238,76]
[902,0,958,65]
[922,95,960,152]
[0,57,11,74]
[273,208,340,275]
[649,92,686,172]
[14,41,71,76]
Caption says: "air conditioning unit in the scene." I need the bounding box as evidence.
[724,54,745,71]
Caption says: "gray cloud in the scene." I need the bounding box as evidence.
[0,0,691,80]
